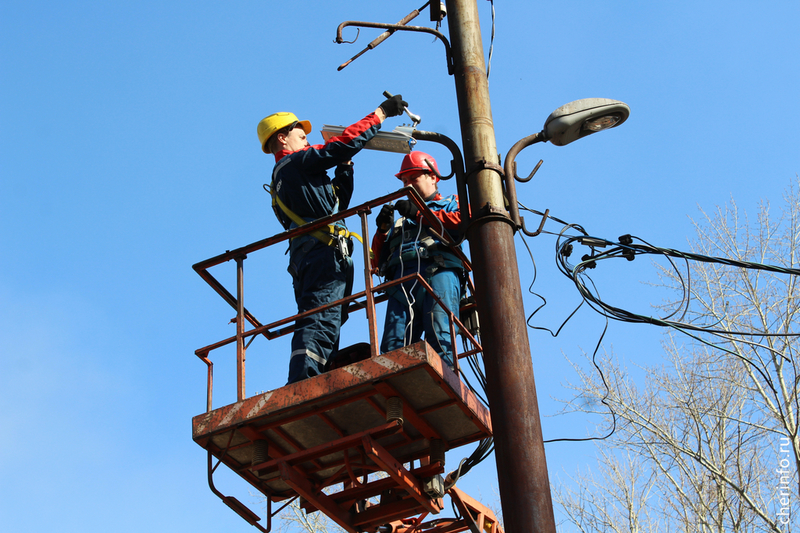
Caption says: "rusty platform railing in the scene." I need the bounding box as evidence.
[192,187,482,411]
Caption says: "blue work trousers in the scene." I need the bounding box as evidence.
[287,240,354,384]
[380,267,462,367]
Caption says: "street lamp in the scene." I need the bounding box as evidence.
[321,124,417,154]
[543,97,630,146]
[503,98,630,233]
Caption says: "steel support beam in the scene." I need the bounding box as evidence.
[235,255,246,401]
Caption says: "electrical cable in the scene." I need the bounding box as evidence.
[459,336,489,406]
[485,0,496,80]
[389,197,496,484]
[519,229,586,338]
[513,202,800,446]
[556,231,798,397]
[542,297,617,444]
[395,219,424,347]
[557,233,800,347]
[515,202,599,340]
[517,200,574,229]
[444,437,494,490]
[445,330,495,484]
[513,205,624,444]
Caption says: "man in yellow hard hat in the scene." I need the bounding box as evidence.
[371,151,466,370]
[258,94,407,385]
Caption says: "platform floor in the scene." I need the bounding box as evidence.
[192,341,492,499]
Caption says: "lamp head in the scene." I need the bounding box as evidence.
[543,98,630,146]
[321,125,416,154]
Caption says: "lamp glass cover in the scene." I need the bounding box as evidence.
[583,113,622,132]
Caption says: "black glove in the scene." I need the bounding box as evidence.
[395,199,419,219]
[379,94,408,118]
[376,203,395,230]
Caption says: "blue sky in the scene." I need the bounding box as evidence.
[2,1,798,531]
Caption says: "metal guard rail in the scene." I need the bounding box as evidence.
[193,187,481,411]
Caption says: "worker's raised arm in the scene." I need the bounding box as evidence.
[374,94,407,123]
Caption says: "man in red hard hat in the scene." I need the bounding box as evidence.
[371,151,466,369]
[258,94,407,385]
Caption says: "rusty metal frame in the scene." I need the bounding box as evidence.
[207,450,271,532]
[193,186,497,533]
[195,343,493,533]
[449,486,504,533]
[199,377,491,486]
[335,20,454,74]
[193,188,481,410]
[363,435,442,514]
[375,486,505,533]
[335,2,430,71]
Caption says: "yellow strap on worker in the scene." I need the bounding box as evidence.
[273,191,363,245]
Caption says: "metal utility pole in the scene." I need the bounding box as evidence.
[445,1,557,531]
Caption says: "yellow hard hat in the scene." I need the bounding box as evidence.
[257,112,312,154]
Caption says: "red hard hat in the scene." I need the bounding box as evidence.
[395,151,439,181]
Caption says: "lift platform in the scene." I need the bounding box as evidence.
[193,341,495,532]
[192,192,502,532]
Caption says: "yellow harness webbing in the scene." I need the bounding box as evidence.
[271,189,364,246]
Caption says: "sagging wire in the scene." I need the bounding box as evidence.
[514,201,800,445]
[458,334,488,406]
[443,322,494,486]
[557,233,690,324]
[444,437,494,490]
[558,232,800,360]
[485,0,496,80]
[397,221,425,347]
[543,286,617,444]
[517,201,590,338]
[515,202,619,444]
[554,231,800,400]
[519,229,585,338]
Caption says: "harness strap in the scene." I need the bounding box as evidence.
[380,220,463,275]
[266,183,364,245]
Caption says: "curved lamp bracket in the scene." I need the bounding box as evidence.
[411,130,468,233]
[335,21,454,74]
[502,132,545,231]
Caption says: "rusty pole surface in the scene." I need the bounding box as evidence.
[446,1,557,531]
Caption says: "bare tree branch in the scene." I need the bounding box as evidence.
[555,177,800,532]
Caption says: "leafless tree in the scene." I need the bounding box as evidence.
[555,178,800,532]
[275,497,340,533]
[555,447,660,532]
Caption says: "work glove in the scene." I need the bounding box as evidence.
[379,94,408,118]
[395,199,419,220]
[376,203,395,231]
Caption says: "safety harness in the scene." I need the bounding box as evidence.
[379,218,463,278]
[267,184,363,246]
[264,154,363,252]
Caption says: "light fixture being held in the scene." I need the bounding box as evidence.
[320,125,416,154]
